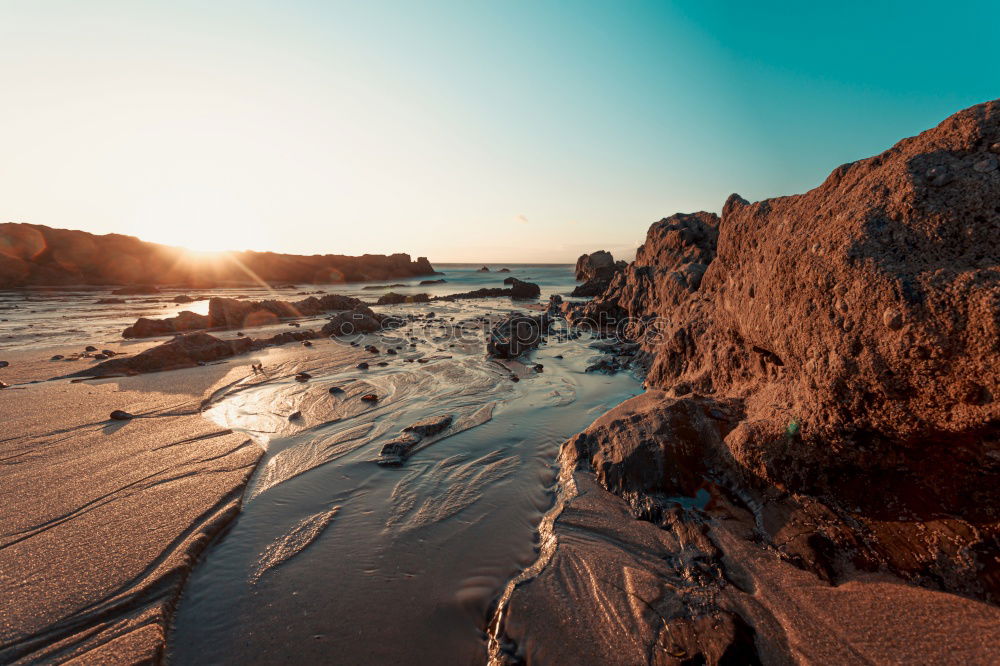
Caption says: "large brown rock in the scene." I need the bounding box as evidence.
[572,250,627,297]
[586,99,1000,476]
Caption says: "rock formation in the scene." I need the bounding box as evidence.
[487,313,551,359]
[0,224,437,288]
[122,294,368,338]
[572,250,627,296]
[493,99,1000,663]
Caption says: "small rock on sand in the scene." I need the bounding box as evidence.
[109,410,134,421]
[361,394,379,402]
[295,372,312,382]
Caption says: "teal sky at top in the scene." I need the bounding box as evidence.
[1,1,997,261]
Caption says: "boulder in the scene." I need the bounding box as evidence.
[70,333,254,377]
[502,277,541,299]
[572,250,628,297]
[487,313,551,359]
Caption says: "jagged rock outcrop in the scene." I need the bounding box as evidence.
[502,277,541,299]
[572,250,627,297]
[494,99,1000,663]
[0,224,437,288]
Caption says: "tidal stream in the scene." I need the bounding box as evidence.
[167,268,641,664]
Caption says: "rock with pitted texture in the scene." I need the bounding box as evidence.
[495,100,1000,663]
[572,250,627,297]
[487,313,551,359]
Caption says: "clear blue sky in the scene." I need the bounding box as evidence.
[1,1,997,261]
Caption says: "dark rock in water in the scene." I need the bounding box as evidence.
[109,410,134,421]
[68,333,254,378]
[123,294,370,338]
[360,394,379,402]
[378,414,454,465]
[85,345,97,352]
[377,292,430,305]
[498,268,511,273]
[419,279,446,285]
[123,311,211,338]
[435,279,541,301]
[356,362,369,370]
[295,372,312,382]
[502,277,541,299]
[329,386,344,394]
[96,298,126,304]
[322,305,387,337]
[173,295,195,304]
[403,414,453,437]
[487,313,551,359]
[477,266,490,272]
[377,432,422,466]
[361,283,406,290]
[111,285,160,295]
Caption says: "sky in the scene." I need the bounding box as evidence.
[1,1,998,262]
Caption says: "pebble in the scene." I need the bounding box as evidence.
[288,411,302,421]
[85,345,97,352]
[109,410,134,421]
[295,372,312,382]
[365,345,379,353]
[361,394,379,402]
[101,350,116,357]
[51,355,64,361]
[357,362,370,370]
[328,386,344,394]
[510,375,520,382]
[883,308,903,330]
[0,381,8,389]
[302,340,313,347]
[387,348,397,355]
[553,355,563,360]
[237,332,245,337]
[990,142,1000,154]
[925,166,952,187]
[377,361,388,367]
[93,354,108,360]
[973,155,998,172]
[533,363,544,372]
[0,361,8,368]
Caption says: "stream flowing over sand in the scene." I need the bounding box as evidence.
[130,265,642,664]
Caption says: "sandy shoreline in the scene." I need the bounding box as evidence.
[0,334,365,663]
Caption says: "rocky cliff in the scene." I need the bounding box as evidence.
[0,224,437,288]
[494,99,1000,664]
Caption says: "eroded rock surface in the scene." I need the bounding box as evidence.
[493,99,1000,664]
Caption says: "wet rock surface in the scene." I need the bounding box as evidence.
[491,99,1000,664]
[486,313,551,359]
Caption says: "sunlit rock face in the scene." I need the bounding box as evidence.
[587,99,1000,467]
[0,223,438,288]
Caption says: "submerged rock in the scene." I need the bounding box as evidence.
[378,414,454,465]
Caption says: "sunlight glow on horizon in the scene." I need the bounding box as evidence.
[1,1,997,263]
